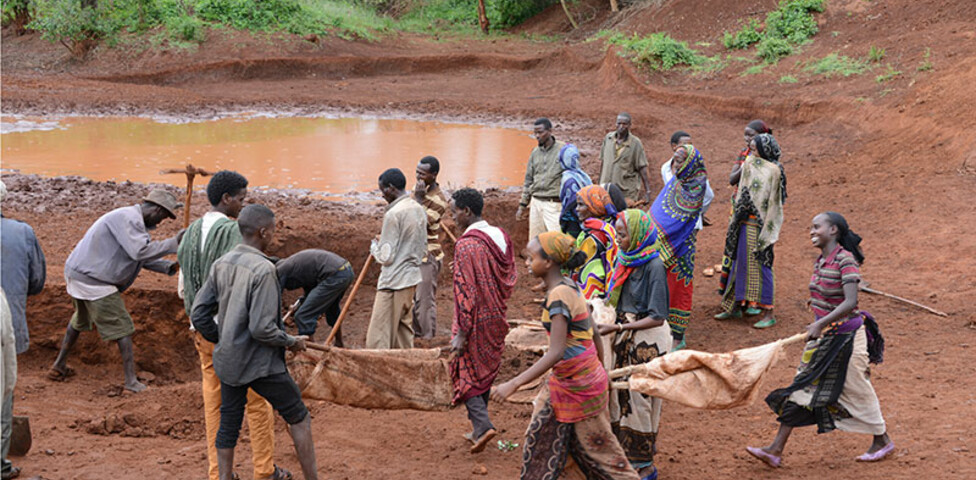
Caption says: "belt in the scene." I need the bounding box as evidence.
[532,195,560,202]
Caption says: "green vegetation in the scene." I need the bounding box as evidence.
[917,48,933,72]
[779,74,798,83]
[721,0,825,63]
[689,54,727,75]
[875,65,901,83]
[868,46,885,63]
[722,18,761,50]
[600,31,706,70]
[741,64,765,76]
[10,0,560,57]
[804,53,868,78]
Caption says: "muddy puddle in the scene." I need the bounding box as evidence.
[0,115,537,193]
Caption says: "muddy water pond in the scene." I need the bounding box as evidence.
[1,115,538,194]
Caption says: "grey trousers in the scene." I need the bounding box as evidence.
[412,254,441,338]
[465,392,494,439]
[1,392,12,473]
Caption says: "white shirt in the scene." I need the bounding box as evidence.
[66,276,117,301]
[177,211,229,299]
[660,160,714,231]
[465,220,508,253]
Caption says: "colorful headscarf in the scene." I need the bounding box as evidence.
[605,209,659,303]
[754,133,787,203]
[538,231,578,266]
[651,144,708,273]
[576,184,618,220]
[558,144,592,216]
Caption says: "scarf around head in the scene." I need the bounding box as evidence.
[538,231,578,265]
[651,144,707,269]
[605,209,659,304]
[576,184,618,220]
[559,144,592,213]
[754,133,787,203]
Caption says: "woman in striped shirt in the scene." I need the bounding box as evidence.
[746,212,894,468]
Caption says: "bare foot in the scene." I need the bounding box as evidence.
[124,380,148,393]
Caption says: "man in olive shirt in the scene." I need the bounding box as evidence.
[191,204,318,480]
[599,112,652,205]
[516,117,566,241]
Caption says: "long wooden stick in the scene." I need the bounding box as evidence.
[860,285,948,317]
[560,0,578,29]
[322,254,375,346]
[282,297,302,327]
[607,332,808,379]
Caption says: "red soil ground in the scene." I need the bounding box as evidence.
[2,0,975,478]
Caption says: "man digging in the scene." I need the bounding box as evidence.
[49,189,183,393]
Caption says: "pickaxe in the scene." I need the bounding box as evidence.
[160,164,213,228]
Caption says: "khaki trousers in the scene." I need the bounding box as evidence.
[412,254,441,338]
[194,332,276,480]
[529,198,562,241]
[366,286,416,349]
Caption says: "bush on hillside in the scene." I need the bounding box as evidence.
[722,0,825,63]
[606,32,705,70]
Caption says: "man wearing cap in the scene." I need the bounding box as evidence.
[49,189,184,393]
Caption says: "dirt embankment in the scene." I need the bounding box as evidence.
[2,0,976,478]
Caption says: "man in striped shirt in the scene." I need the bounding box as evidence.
[413,156,450,339]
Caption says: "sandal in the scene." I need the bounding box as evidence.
[47,366,76,382]
[2,465,21,480]
[856,442,895,462]
[744,307,763,316]
[746,446,781,468]
[470,428,497,454]
[462,431,475,444]
[262,465,293,480]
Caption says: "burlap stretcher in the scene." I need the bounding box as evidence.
[609,333,806,410]
[289,347,454,411]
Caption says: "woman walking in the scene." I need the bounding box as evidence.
[716,133,785,328]
[649,144,708,349]
[492,232,639,480]
[601,209,671,480]
[746,212,893,467]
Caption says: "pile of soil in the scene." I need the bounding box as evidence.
[2,0,975,477]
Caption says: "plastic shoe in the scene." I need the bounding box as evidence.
[744,307,763,316]
[856,442,895,462]
[640,466,658,480]
[752,317,777,329]
[746,446,781,468]
[672,338,686,352]
[714,310,742,320]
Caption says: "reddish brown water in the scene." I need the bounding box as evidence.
[0,115,537,193]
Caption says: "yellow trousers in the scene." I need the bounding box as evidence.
[195,332,276,480]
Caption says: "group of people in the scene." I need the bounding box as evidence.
[0,112,894,480]
[497,115,893,478]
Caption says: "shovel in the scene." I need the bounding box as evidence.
[9,415,31,456]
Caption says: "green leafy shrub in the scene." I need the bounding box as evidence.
[722,18,762,49]
[804,53,868,77]
[166,13,205,42]
[875,65,901,83]
[756,36,792,63]
[28,0,111,57]
[606,32,705,70]
[765,0,822,44]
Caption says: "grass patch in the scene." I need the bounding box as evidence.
[875,65,901,83]
[868,46,885,63]
[690,54,728,75]
[917,47,933,72]
[779,74,798,83]
[741,64,765,76]
[804,53,869,77]
[602,31,706,70]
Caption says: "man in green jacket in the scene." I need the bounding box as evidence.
[178,171,289,480]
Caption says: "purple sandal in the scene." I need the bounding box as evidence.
[856,442,895,462]
[746,446,782,468]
